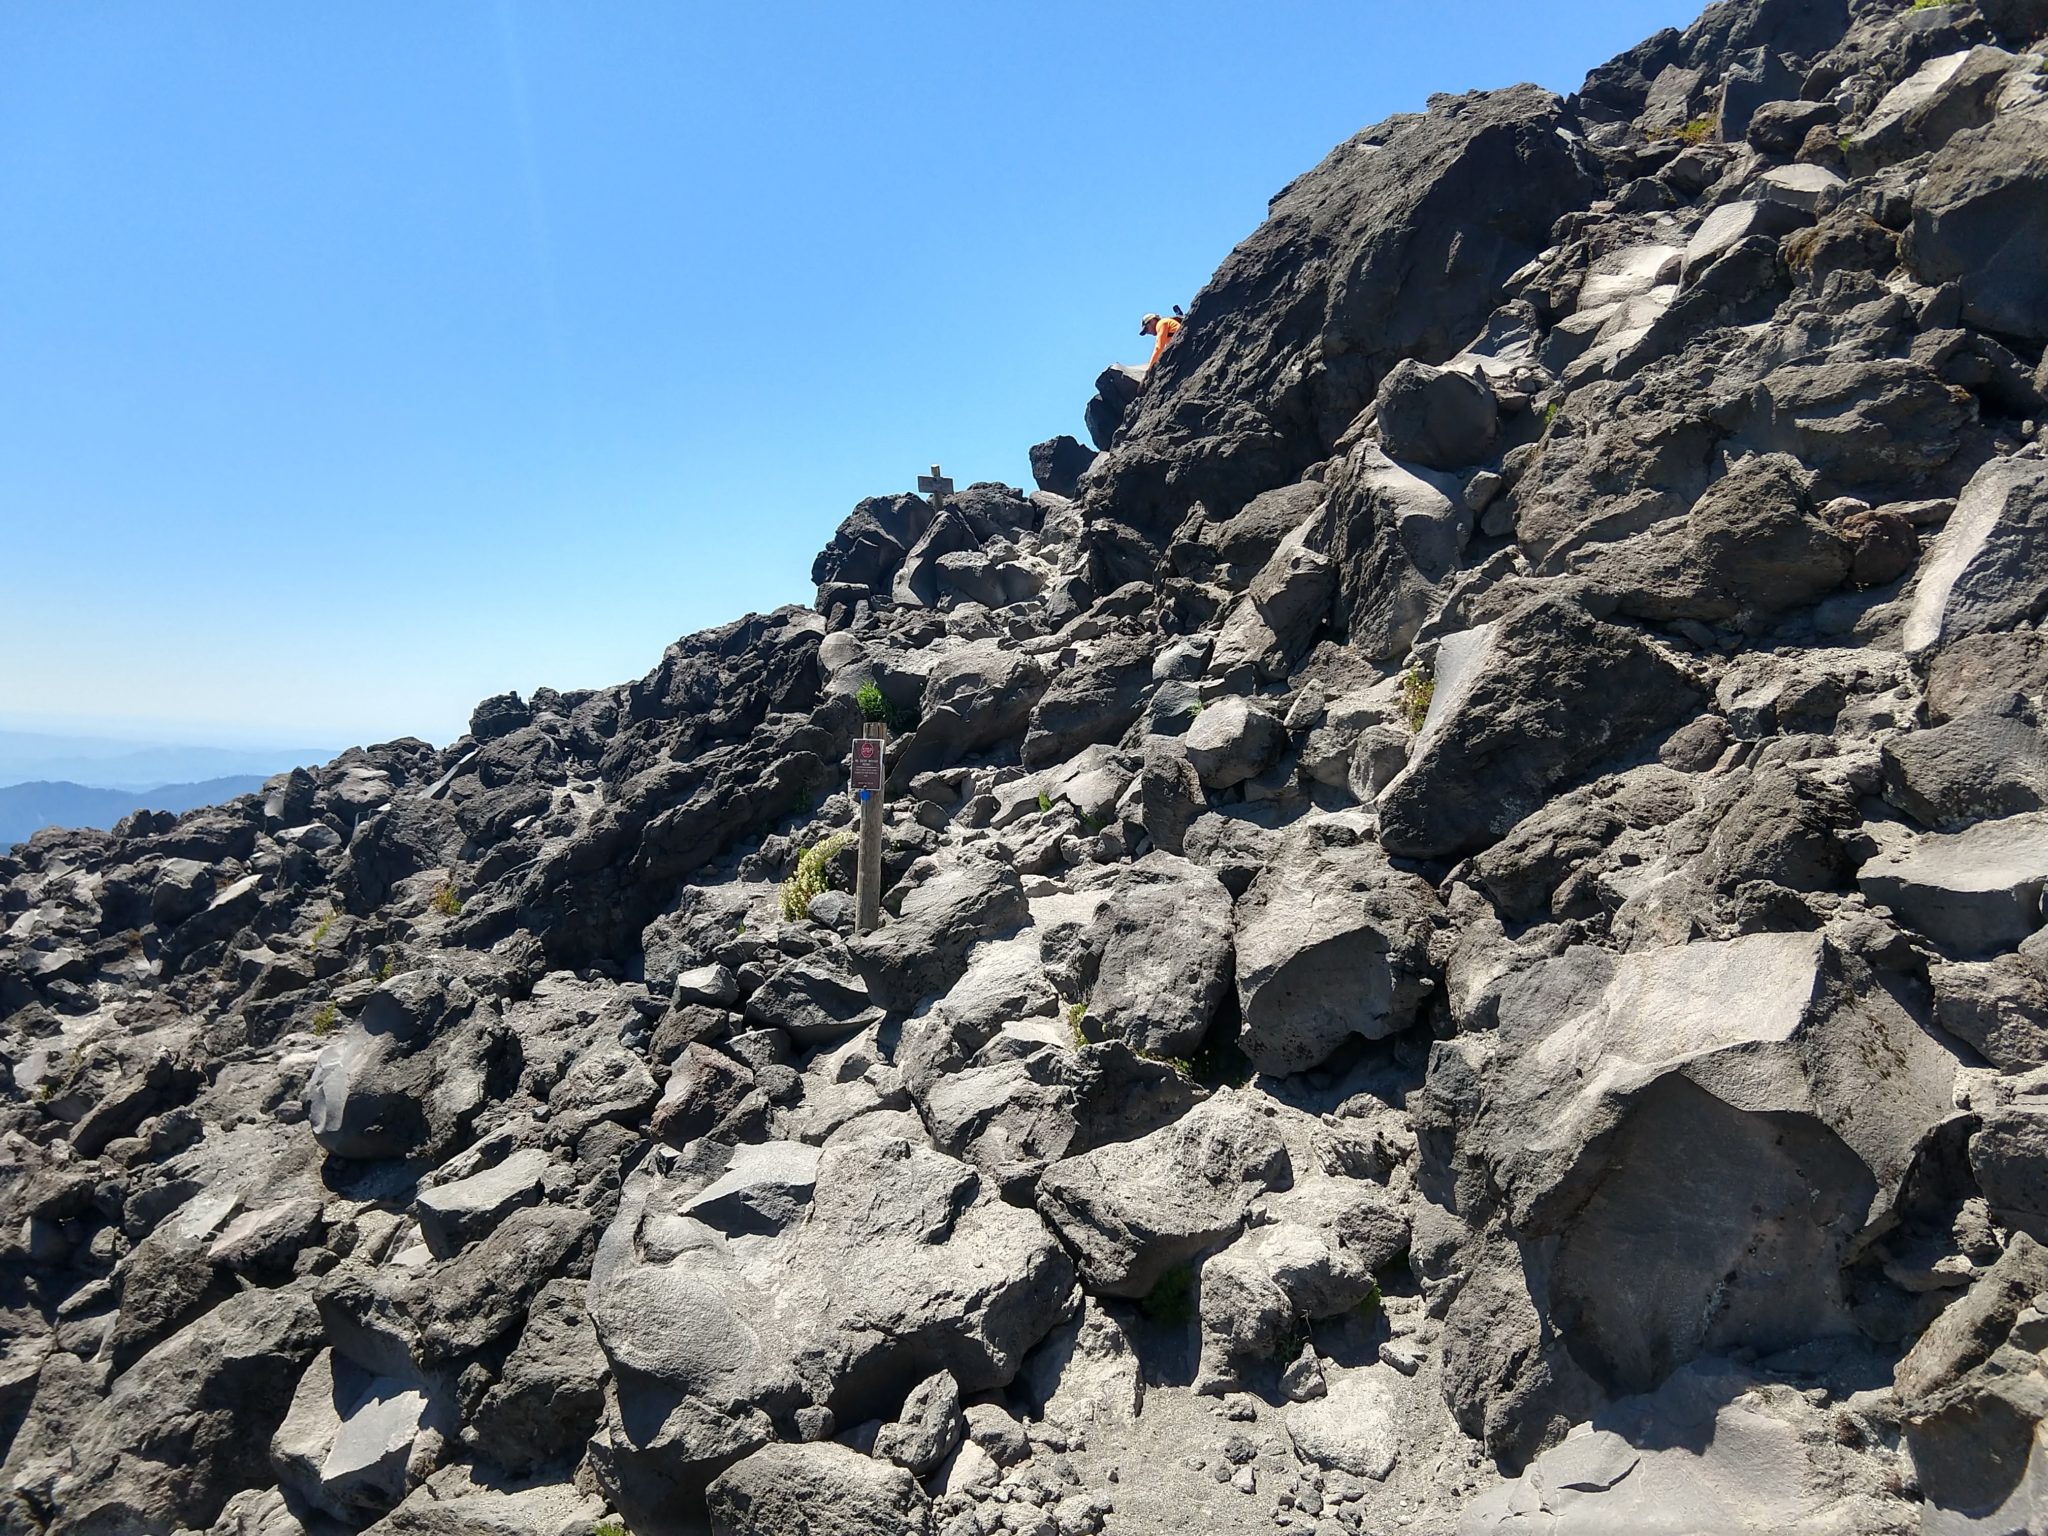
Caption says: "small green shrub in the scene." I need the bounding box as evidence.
[1037,791,1053,814]
[1067,1000,1088,1048]
[780,832,853,922]
[1910,0,1951,10]
[854,681,916,733]
[1357,1279,1384,1320]
[1141,1264,1197,1326]
[377,957,398,983]
[309,910,336,947]
[311,1002,339,1037]
[1399,668,1435,734]
[595,1520,630,1536]
[1675,115,1714,145]
[430,881,462,917]
[1542,401,1562,432]
[1186,1034,1254,1090]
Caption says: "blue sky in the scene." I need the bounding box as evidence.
[1,2,1701,749]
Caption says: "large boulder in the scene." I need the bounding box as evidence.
[1460,1358,1915,1535]
[1893,1235,2048,1532]
[1374,359,1499,470]
[1232,818,1443,1076]
[1028,435,1097,498]
[305,1007,517,1164]
[1181,696,1284,790]
[1857,810,2048,955]
[1421,929,1959,1460]
[848,856,1027,1012]
[1907,105,2048,343]
[1845,45,2016,174]
[1881,706,2048,830]
[706,1441,930,1536]
[811,494,934,597]
[1686,452,1850,616]
[1092,83,1599,531]
[1904,456,2048,654]
[42,1288,323,1534]
[1020,633,1156,769]
[1075,855,1236,1059]
[1376,597,1704,860]
[1206,519,1337,684]
[1034,1091,1289,1297]
[587,1138,1071,1511]
[1327,443,1472,660]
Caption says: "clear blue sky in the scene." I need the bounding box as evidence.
[1,2,1700,749]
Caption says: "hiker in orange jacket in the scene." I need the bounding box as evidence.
[1140,311,1182,371]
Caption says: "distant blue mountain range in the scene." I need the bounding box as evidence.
[0,728,336,793]
[0,776,272,852]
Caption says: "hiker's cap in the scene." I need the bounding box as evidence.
[1140,313,1160,332]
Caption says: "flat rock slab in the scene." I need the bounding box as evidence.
[1459,1358,1914,1533]
[415,1147,550,1259]
[1754,163,1844,212]
[1859,810,2048,954]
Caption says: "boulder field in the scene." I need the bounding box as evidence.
[8,0,2048,1532]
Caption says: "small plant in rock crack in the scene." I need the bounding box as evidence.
[309,909,336,947]
[310,1002,338,1037]
[430,881,462,916]
[594,1520,630,1536]
[780,832,852,922]
[1037,791,1054,814]
[1909,0,1952,10]
[854,680,916,733]
[1674,115,1714,145]
[1140,1263,1197,1327]
[1067,1000,1088,1047]
[1399,668,1435,734]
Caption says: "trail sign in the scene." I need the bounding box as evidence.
[849,736,885,794]
[917,464,953,504]
[853,724,887,933]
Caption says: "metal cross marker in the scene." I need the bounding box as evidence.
[917,464,953,511]
[852,723,887,934]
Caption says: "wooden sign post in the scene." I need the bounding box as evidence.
[850,725,886,934]
[917,463,953,513]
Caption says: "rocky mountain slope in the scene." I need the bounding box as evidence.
[6,1,2048,1532]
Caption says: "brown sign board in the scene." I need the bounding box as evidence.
[850,737,884,793]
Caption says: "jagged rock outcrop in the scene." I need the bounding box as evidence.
[6,2,2048,1533]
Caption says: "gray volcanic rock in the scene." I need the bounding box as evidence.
[588,1137,1071,1505]
[1423,927,1958,1462]
[1376,596,1703,859]
[1094,83,1599,530]
[1907,103,2048,343]
[706,1441,930,1536]
[1904,456,2048,653]
[1035,1092,1289,1297]
[1232,818,1443,1075]
[1374,359,1500,471]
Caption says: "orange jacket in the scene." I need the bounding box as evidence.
[1147,316,1182,369]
